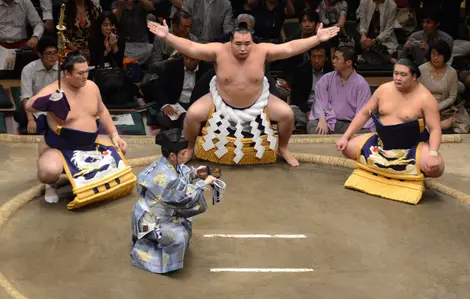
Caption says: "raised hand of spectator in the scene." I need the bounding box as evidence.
[404,39,413,49]
[26,36,38,49]
[316,23,340,42]
[148,20,169,40]
[419,41,428,52]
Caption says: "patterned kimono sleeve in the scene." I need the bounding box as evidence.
[160,177,208,218]
[136,158,208,218]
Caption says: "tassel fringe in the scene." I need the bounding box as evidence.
[344,168,425,205]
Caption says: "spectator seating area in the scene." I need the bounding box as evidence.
[1,0,469,136]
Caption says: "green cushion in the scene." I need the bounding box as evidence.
[9,86,22,113]
[0,85,13,109]
[105,96,140,109]
[146,106,159,125]
[112,111,146,135]
[0,112,7,133]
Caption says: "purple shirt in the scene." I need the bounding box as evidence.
[309,71,375,132]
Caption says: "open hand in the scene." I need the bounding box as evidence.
[148,20,169,40]
[112,134,127,152]
[316,23,340,42]
[315,119,329,135]
[163,105,178,117]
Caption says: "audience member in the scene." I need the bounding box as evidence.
[418,40,470,134]
[145,54,213,129]
[64,0,102,62]
[403,6,453,66]
[249,0,295,43]
[307,46,374,134]
[36,0,54,33]
[288,8,319,41]
[214,13,260,43]
[421,1,464,39]
[18,36,58,134]
[89,11,124,67]
[283,8,320,80]
[356,0,398,65]
[150,9,198,63]
[0,0,44,49]
[112,0,154,65]
[317,0,347,59]
[290,42,332,132]
[182,0,234,43]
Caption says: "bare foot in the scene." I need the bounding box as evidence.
[277,147,299,167]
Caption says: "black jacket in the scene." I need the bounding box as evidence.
[290,61,333,112]
[150,57,214,109]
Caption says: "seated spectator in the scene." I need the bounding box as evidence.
[290,43,332,133]
[182,0,234,43]
[283,8,320,81]
[144,54,213,129]
[150,9,198,64]
[0,0,44,49]
[18,36,58,134]
[307,46,374,134]
[249,0,295,43]
[214,14,261,43]
[402,6,453,66]
[418,40,470,134]
[64,0,102,62]
[317,0,347,59]
[356,0,398,65]
[288,8,319,41]
[89,11,124,67]
[36,0,54,33]
[113,0,154,64]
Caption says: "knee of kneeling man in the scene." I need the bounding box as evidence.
[37,169,60,184]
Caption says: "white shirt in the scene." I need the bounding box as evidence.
[0,0,44,43]
[178,65,199,104]
[20,59,58,100]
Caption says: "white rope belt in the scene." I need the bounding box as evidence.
[202,76,277,163]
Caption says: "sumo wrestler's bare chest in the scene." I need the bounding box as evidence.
[66,92,99,121]
[379,96,423,122]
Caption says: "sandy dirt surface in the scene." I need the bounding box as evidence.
[1,141,470,299]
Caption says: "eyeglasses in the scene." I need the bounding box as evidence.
[43,51,58,57]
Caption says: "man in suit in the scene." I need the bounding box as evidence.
[148,54,213,129]
[290,42,332,133]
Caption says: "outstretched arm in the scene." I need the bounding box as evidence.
[148,20,221,61]
[265,23,339,61]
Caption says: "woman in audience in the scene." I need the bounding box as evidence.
[64,0,102,62]
[419,40,470,133]
[89,11,124,67]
